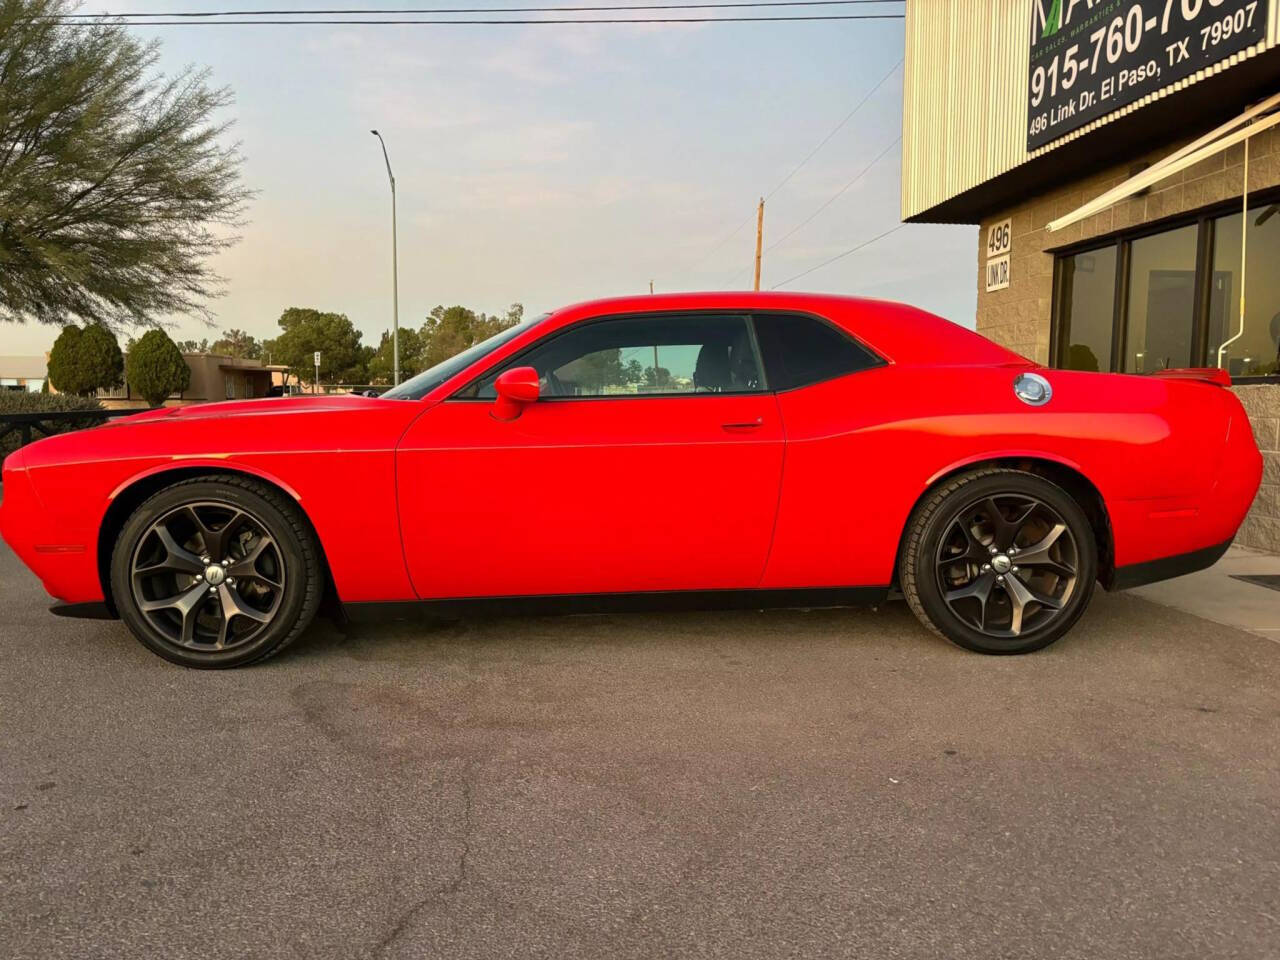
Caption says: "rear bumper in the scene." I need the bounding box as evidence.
[1109,538,1233,591]
[1107,389,1262,576]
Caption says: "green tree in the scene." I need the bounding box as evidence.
[174,338,210,353]
[367,327,425,384]
[419,302,523,368]
[0,0,248,330]
[623,359,645,384]
[46,323,124,395]
[346,344,375,385]
[644,365,673,388]
[210,328,263,359]
[126,329,190,405]
[262,307,364,385]
[571,350,625,391]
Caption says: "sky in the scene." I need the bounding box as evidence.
[1,1,978,356]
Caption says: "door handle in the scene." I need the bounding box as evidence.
[721,417,764,430]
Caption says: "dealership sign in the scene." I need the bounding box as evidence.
[1026,0,1267,150]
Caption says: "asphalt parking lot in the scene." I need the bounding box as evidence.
[2,537,1279,960]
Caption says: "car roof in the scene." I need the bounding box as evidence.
[542,291,1029,368]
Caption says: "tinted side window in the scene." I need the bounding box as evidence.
[752,313,881,390]
[467,314,766,398]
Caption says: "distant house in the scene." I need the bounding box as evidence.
[0,356,48,393]
[80,353,290,409]
[182,354,290,404]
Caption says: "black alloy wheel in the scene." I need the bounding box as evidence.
[112,476,322,668]
[130,501,285,651]
[901,469,1098,654]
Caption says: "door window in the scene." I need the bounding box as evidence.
[466,314,766,398]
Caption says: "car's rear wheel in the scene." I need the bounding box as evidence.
[111,475,322,668]
[900,469,1097,654]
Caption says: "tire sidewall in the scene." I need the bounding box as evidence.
[111,480,313,668]
[911,472,1098,654]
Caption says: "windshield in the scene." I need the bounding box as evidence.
[381,313,549,400]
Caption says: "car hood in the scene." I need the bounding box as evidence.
[106,395,399,425]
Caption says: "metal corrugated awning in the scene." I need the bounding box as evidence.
[1046,91,1280,234]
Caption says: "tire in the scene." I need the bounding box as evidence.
[900,468,1098,655]
[110,475,323,668]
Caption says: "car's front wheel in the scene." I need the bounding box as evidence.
[900,468,1098,654]
[111,475,322,668]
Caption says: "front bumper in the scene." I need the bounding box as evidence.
[1,451,104,605]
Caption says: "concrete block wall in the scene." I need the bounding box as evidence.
[1235,385,1280,553]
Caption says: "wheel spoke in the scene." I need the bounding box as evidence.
[184,505,244,561]
[225,536,279,585]
[945,571,995,631]
[939,520,990,568]
[1003,575,1064,637]
[980,497,1020,550]
[136,524,205,577]
[218,583,274,625]
[1014,523,1072,576]
[139,581,210,647]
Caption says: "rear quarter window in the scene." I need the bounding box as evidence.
[752,312,882,391]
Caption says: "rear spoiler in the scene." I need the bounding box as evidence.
[1151,367,1232,387]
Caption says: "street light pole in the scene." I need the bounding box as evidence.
[371,129,400,385]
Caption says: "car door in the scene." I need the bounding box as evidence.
[396,312,785,599]
[749,310,894,590]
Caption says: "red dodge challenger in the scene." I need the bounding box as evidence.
[0,293,1263,668]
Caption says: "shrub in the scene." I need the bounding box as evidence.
[0,391,105,460]
[46,323,124,395]
[126,329,191,406]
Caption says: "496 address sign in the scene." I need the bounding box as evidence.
[1026,0,1266,150]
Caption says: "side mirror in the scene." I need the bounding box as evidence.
[492,366,540,421]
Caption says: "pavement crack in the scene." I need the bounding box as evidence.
[372,767,475,958]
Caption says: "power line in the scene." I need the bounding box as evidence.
[58,12,906,24]
[770,223,905,288]
[763,133,899,256]
[761,56,900,203]
[52,0,905,15]
[687,56,901,280]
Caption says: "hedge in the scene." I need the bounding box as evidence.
[0,391,106,460]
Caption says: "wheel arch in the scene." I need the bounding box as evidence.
[97,464,337,616]
[896,455,1116,589]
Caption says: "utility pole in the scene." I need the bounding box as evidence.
[649,279,654,294]
[753,197,765,291]
[371,130,400,385]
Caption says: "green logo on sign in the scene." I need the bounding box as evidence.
[1042,0,1061,37]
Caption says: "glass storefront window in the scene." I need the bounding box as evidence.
[1058,247,1116,372]
[1123,225,1198,374]
[1052,200,1280,380]
[1209,203,1280,377]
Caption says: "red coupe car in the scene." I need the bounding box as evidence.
[1,293,1263,668]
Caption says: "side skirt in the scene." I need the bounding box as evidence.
[1108,538,1233,591]
[343,586,892,623]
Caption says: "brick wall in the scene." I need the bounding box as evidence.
[1235,386,1280,553]
[973,124,1280,553]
